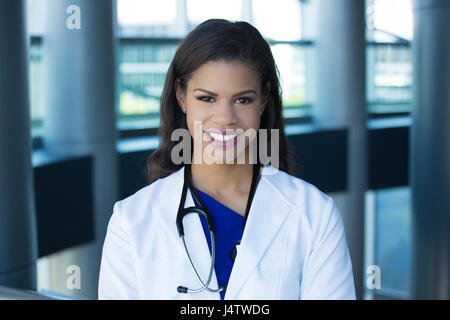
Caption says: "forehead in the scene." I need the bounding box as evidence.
[188,60,260,92]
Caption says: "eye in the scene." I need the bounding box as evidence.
[235,97,253,105]
[196,96,215,103]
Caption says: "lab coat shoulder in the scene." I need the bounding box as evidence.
[264,169,356,299]
[115,176,168,223]
[98,199,139,299]
[98,173,176,300]
[264,167,334,234]
[112,169,181,231]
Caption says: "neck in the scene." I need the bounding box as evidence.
[191,162,256,197]
[189,144,263,198]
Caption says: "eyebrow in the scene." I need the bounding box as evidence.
[193,88,257,97]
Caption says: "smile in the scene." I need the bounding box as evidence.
[208,132,237,142]
[204,130,240,148]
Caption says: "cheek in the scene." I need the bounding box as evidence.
[185,103,208,134]
[240,110,262,146]
[186,113,210,147]
[186,116,202,140]
[240,111,261,131]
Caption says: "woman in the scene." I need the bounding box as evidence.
[99,19,356,300]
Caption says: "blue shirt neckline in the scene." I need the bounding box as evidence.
[193,187,245,300]
[194,188,245,219]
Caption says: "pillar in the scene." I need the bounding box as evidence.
[42,0,118,299]
[410,0,450,300]
[0,0,38,290]
[314,0,367,300]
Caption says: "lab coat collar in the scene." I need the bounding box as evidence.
[159,164,292,300]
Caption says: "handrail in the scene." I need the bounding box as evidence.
[117,35,314,46]
[366,41,411,47]
[0,285,54,300]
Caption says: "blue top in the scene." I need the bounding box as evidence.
[193,188,244,300]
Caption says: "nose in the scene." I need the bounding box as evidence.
[212,100,238,126]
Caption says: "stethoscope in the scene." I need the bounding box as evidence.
[176,162,261,294]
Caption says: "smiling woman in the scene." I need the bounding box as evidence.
[148,19,295,184]
[175,60,269,168]
[99,19,356,300]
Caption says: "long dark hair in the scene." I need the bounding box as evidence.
[146,19,295,184]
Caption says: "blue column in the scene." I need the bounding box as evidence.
[0,0,38,289]
[42,0,118,298]
[314,0,367,300]
[410,0,450,299]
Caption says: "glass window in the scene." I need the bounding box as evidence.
[117,41,314,128]
[117,0,179,37]
[27,0,45,36]
[366,0,413,42]
[27,0,45,138]
[117,0,312,130]
[29,39,44,137]
[374,186,411,297]
[366,43,412,114]
[366,0,413,115]
[187,0,242,26]
[118,42,178,130]
[271,44,313,118]
[252,0,302,41]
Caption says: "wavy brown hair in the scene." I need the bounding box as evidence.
[146,19,295,184]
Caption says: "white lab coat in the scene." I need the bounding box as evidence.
[98,164,356,300]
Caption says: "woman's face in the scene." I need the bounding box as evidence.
[175,60,270,164]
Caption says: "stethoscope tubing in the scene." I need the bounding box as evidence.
[176,162,260,294]
[180,232,223,293]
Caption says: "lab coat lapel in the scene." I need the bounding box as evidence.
[224,166,291,300]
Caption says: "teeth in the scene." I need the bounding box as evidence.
[208,132,237,142]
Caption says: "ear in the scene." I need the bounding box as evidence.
[175,78,186,112]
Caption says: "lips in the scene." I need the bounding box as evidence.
[205,128,237,135]
[204,129,240,147]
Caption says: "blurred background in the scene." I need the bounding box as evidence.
[0,0,448,300]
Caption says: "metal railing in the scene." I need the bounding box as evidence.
[0,285,53,300]
[0,285,86,300]
[366,41,412,115]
